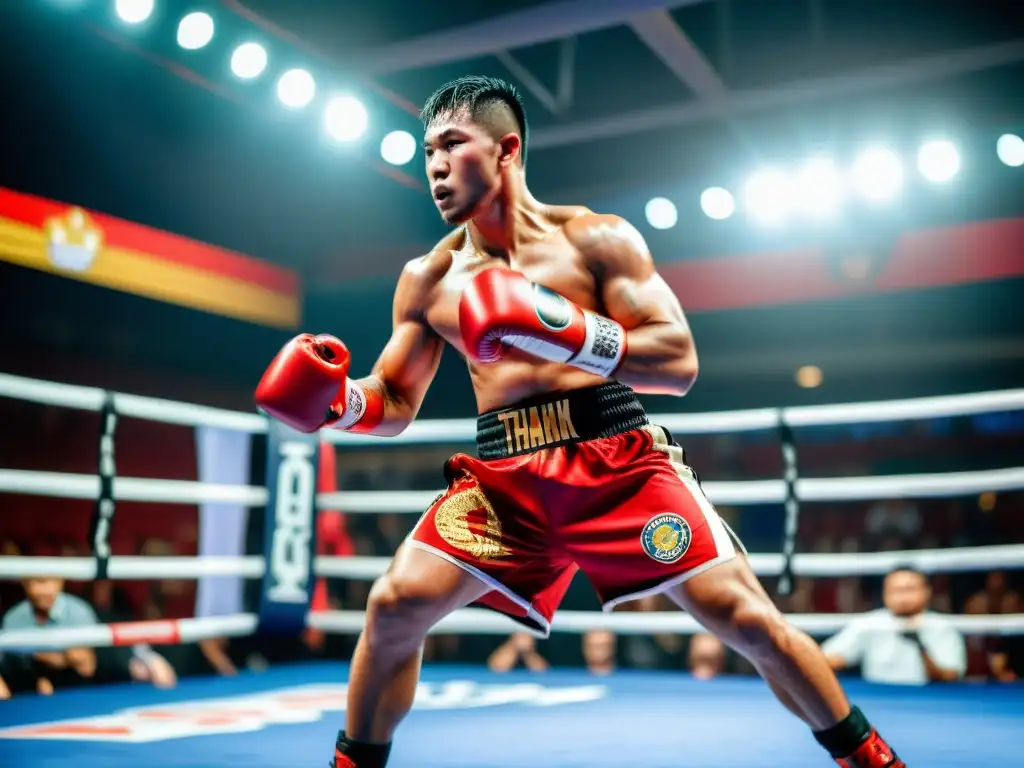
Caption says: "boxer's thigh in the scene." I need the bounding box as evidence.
[564,426,743,610]
[377,539,492,614]
[407,454,569,629]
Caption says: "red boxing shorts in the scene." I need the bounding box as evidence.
[407,383,745,635]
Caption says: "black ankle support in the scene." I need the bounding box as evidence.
[813,706,872,758]
[335,732,392,768]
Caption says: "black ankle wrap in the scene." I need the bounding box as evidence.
[813,706,873,758]
[335,732,392,768]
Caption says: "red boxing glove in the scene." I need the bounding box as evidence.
[255,334,383,433]
[459,269,626,378]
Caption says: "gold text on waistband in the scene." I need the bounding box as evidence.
[496,399,580,455]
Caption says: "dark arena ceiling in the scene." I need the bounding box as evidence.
[0,0,1021,411]
[3,0,1022,274]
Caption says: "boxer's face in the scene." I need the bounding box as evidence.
[424,114,503,225]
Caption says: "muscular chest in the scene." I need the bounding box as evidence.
[426,235,599,351]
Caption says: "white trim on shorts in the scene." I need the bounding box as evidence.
[404,539,553,638]
[601,431,741,612]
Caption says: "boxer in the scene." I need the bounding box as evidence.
[256,75,903,768]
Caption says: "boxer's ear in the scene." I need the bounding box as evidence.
[498,135,522,207]
[498,133,521,168]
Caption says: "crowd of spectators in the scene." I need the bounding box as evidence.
[2,489,1020,698]
[2,410,1022,697]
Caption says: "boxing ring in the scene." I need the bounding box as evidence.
[0,371,1022,766]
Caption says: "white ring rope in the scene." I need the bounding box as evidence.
[2,372,1023,440]
[2,374,1024,650]
[322,390,1024,444]
[780,388,1024,429]
[318,467,1024,513]
[0,469,268,506]
[0,556,267,581]
[0,373,266,433]
[2,609,1023,651]
[2,467,1020,510]
[0,614,259,652]
[794,467,1024,502]
[2,544,1022,582]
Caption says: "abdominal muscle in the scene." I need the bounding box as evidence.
[466,352,608,414]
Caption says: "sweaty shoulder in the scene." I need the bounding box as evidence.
[545,204,592,226]
[562,212,652,271]
[392,229,462,323]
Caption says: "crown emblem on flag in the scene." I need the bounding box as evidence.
[44,207,104,272]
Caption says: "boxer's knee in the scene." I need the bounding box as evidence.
[364,548,483,653]
[365,573,435,652]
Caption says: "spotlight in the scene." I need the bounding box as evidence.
[380,131,417,166]
[115,0,154,24]
[177,12,214,50]
[324,96,368,143]
[645,198,678,230]
[277,69,316,109]
[795,365,823,389]
[794,157,843,218]
[851,147,903,203]
[231,42,268,80]
[997,133,1024,167]
[917,140,960,183]
[743,168,793,225]
[700,187,735,221]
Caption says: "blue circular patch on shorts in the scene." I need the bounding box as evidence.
[641,514,691,564]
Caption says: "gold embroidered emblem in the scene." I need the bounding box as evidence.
[651,524,681,551]
[433,483,509,561]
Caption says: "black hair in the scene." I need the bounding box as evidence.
[887,563,927,579]
[420,75,528,168]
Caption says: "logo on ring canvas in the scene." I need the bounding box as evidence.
[641,514,691,564]
[533,284,572,331]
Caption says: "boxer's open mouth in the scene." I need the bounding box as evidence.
[433,186,453,204]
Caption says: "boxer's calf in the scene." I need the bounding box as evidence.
[335,544,488,766]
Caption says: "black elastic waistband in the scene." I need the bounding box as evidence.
[476,383,649,460]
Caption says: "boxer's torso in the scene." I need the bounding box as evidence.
[416,206,611,413]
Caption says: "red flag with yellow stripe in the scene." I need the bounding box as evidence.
[0,187,300,329]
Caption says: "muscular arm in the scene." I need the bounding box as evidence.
[573,215,697,396]
[347,260,445,437]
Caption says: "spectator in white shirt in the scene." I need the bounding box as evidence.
[821,566,966,686]
[0,577,98,696]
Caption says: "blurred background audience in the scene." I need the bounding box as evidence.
[822,567,966,685]
[2,401,1021,696]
